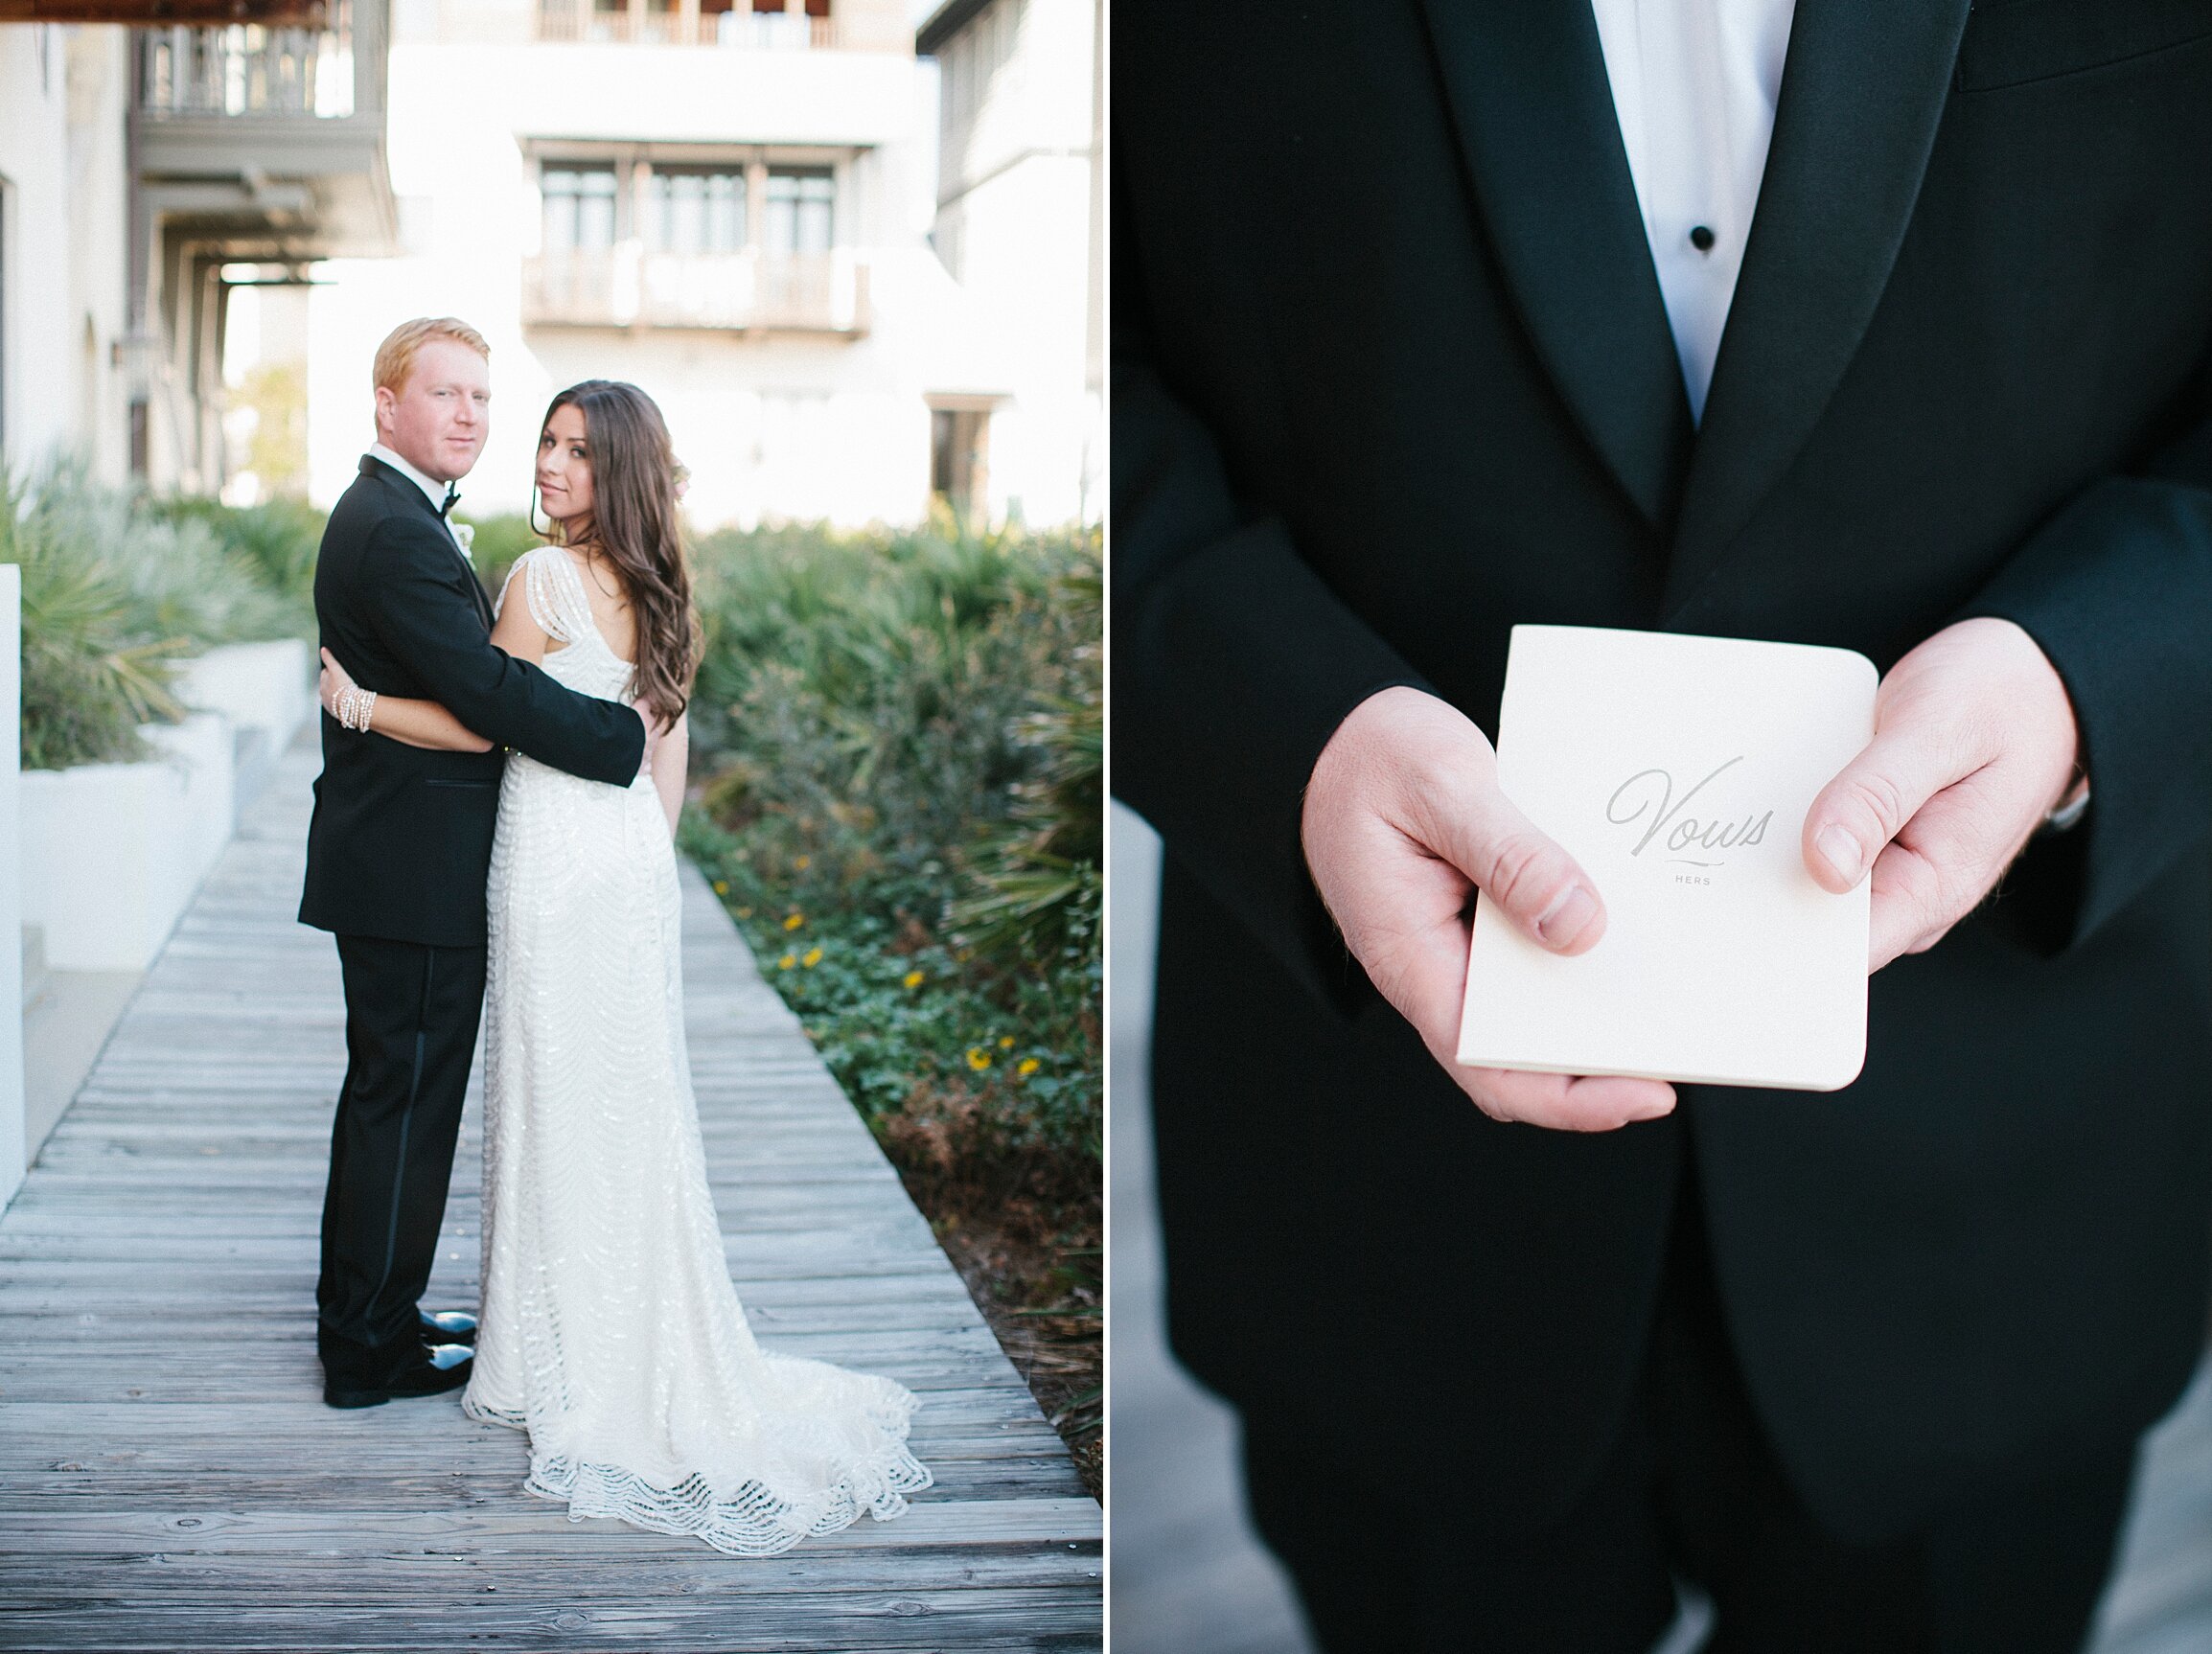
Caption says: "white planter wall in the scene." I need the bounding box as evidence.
[20,640,312,976]
[175,638,313,753]
[21,714,236,974]
[0,567,25,1207]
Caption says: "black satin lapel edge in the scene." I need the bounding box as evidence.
[1411,0,1694,529]
[362,456,495,628]
[1661,0,1975,621]
[362,455,451,532]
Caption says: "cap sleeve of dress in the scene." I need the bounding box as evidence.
[495,545,586,644]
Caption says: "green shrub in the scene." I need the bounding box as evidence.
[679,517,1102,1216]
[6,461,314,770]
[154,494,323,638]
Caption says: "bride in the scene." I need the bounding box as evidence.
[317,379,930,1554]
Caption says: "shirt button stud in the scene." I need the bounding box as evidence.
[1689,225,1717,252]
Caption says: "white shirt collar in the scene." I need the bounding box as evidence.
[367,443,456,517]
[1588,0,1796,425]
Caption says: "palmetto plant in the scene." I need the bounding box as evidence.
[4,477,187,770]
[689,520,1087,882]
[950,594,1103,968]
[5,461,311,770]
[156,493,324,638]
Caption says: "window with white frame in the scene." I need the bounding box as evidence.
[645,168,747,254]
[542,165,619,253]
[538,155,841,258]
[765,168,835,256]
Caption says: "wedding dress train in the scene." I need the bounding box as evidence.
[462,545,931,1554]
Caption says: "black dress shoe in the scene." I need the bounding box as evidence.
[420,1308,478,1344]
[324,1341,473,1410]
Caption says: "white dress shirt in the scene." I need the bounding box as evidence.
[367,442,472,560]
[1589,0,1797,424]
[1590,0,2092,822]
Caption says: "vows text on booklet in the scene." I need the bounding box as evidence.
[1457,625,1877,1091]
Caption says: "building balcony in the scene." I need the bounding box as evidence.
[130,0,394,260]
[523,246,871,334]
[124,0,396,494]
[138,14,357,117]
[536,0,843,50]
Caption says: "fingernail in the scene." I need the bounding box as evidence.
[1816,825,1864,886]
[1534,884,1598,949]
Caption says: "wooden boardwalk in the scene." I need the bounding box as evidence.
[0,743,1100,1652]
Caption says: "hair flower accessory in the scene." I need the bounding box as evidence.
[672,460,691,504]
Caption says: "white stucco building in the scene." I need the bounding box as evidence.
[916,0,1101,527]
[302,0,1036,531]
[2,4,395,494]
[1,23,137,486]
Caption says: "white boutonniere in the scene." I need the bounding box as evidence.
[452,521,475,560]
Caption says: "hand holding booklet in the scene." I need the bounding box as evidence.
[1456,625,1878,1091]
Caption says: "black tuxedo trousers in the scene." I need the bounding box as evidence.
[1116,0,2212,1557]
[1239,1152,2136,1654]
[317,936,487,1363]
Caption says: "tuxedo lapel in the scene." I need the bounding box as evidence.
[1414,0,1694,529]
[360,455,495,630]
[1661,0,1974,617]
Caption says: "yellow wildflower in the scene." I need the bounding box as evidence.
[1017,1056,1041,1078]
[801,947,823,968]
[735,907,753,919]
[711,880,728,895]
[783,912,804,930]
[998,1034,1015,1049]
[795,855,811,870]
[777,953,797,971]
[903,969,925,990]
[966,1047,992,1071]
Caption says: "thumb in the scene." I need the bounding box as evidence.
[1802,720,1963,892]
[1410,775,1606,954]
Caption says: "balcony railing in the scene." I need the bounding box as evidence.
[138,0,356,118]
[523,246,869,333]
[536,1,839,49]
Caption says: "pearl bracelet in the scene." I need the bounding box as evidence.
[336,685,378,733]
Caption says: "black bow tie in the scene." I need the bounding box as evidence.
[439,484,460,518]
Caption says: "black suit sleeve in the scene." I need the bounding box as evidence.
[1112,176,1431,1014]
[358,517,646,786]
[1962,379,2212,951]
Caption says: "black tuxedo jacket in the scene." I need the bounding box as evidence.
[299,456,645,948]
[1116,0,2212,1544]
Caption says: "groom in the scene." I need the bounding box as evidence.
[1119,2,2212,1647]
[299,317,646,1409]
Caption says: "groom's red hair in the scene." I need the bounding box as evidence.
[372,316,490,396]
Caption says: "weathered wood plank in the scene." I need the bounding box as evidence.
[0,742,1098,1650]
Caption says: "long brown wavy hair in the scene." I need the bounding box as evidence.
[538,379,701,725]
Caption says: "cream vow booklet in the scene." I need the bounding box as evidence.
[1456,626,1878,1091]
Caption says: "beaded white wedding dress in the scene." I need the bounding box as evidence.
[461,545,931,1554]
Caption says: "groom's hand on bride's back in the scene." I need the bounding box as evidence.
[1302,686,1677,1133]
